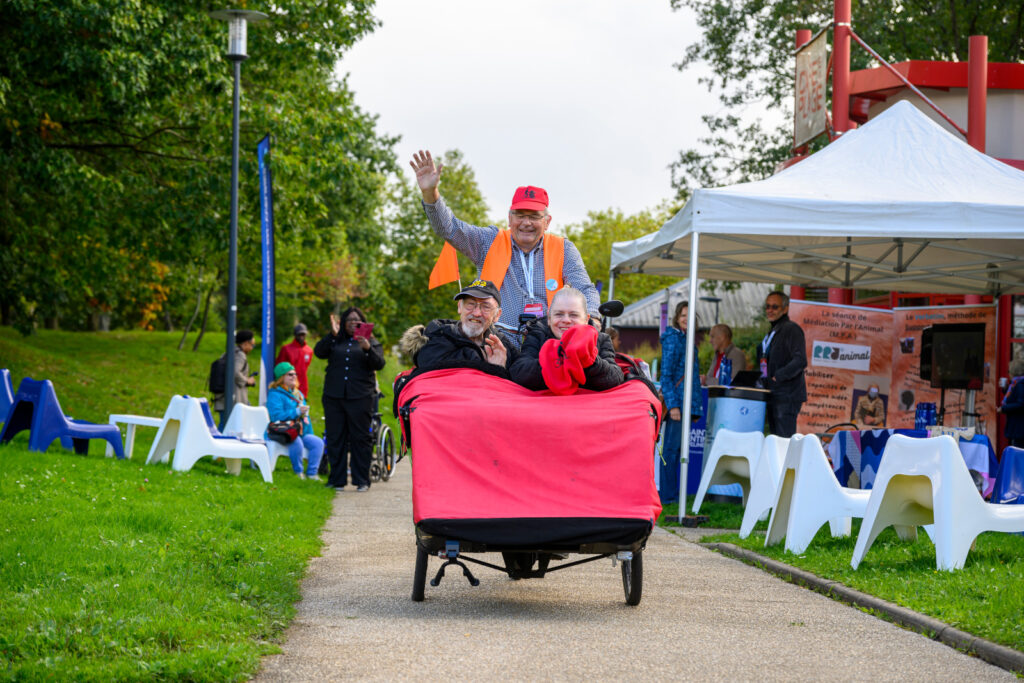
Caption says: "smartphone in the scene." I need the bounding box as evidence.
[353,322,374,339]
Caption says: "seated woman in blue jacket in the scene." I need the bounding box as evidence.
[267,362,324,480]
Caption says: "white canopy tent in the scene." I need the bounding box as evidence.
[608,101,1024,513]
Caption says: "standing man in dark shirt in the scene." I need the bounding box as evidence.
[756,292,807,438]
[314,307,386,491]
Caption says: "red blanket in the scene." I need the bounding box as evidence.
[399,368,662,527]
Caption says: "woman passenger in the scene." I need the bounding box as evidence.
[509,286,622,392]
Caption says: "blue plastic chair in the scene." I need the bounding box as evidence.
[993,446,1024,505]
[0,369,13,428]
[0,377,125,458]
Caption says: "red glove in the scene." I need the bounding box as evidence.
[561,324,598,370]
[539,337,578,395]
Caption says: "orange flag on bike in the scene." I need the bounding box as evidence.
[428,241,460,289]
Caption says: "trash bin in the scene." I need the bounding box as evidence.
[703,386,770,499]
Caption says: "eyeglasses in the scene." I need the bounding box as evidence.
[510,211,548,224]
[765,303,783,310]
[461,299,496,313]
[285,372,297,376]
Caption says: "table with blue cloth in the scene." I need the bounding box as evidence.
[827,429,999,499]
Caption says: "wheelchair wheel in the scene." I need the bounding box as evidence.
[368,415,384,482]
[380,425,396,481]
[621,550,643,606]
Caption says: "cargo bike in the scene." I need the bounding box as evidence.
[396,363,663,605]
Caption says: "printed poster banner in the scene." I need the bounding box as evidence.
[890,305,997,430]
[788,301,894,435]
[257,134,276,406]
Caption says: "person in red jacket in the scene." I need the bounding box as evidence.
[276,323,313,397]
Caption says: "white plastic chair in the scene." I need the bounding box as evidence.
[224,403,311,473]
[851,434,1024,571]
[692,429,764,513]
[765,434,871,554]
[145,396,273,483]
[223,404,272,475]
[738,435,790,539]
[223,403,269,440]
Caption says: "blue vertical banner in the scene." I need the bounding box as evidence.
[257,134,275,406]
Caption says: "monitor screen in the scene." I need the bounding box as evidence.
[930,323,986,390]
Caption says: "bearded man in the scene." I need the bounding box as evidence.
[415,279,519,374]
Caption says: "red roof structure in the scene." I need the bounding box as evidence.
[849,60,1024,170]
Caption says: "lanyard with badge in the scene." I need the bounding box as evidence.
[760,329,776,378]
[518,249,544,319]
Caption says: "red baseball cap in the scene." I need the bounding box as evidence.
[510,186,549,212]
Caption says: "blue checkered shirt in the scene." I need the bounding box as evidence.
[422,198,600,348]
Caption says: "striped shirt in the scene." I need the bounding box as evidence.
[422,198,600,348]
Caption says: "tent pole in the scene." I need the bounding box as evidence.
[607,270,616,302]
[677,231,700,522]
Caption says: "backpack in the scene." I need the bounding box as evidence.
[208,353,227,394]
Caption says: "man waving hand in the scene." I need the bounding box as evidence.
[411,150,600,347]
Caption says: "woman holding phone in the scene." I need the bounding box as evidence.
[314,305,386,491]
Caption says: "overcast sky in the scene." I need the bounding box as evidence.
[338,0,724,228]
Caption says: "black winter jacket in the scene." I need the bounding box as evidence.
[415,319,519,376]
[755,314,807,403]
[509,319,623,392]
[313,331,386,400]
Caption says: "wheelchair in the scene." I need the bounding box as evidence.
[368,391,397,482]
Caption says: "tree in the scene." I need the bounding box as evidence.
[0,0,397,336]
[562,207,680,307]
[669,1,1024,199]
[377,149,491,342]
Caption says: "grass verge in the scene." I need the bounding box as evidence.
[658,495,767,532]
[0,326,405,457]
[672,505,1024,653]
[0,441,334,680]
[0,326,412,680]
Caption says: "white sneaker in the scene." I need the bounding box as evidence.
[307,475,321,482]
[356,485,369,492]
[297,472,307,480]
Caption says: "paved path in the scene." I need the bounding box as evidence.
[256,464,1012,682]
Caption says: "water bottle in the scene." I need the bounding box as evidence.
[718,357,732,386]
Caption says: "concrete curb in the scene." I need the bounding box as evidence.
[704,542,1024,675]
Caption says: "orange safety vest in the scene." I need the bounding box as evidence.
[480,231,565,307]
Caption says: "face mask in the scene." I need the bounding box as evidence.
[868,389,878,398]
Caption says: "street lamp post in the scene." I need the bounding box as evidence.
[700,295,722,326]
[210,9,267,428]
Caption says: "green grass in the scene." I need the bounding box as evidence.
[0,441,333,680]
[0,326,410,680]
[659,495,767,531]
[0,327,405,456]
[678,503,1024,653]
